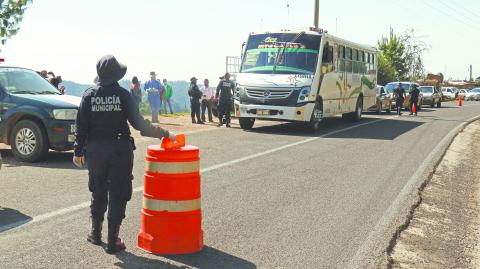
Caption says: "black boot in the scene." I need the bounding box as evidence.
[105,223,126,254]
[87,217,103,246]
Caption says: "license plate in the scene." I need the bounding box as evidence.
[70,124,76,133]
[257,109,270,116]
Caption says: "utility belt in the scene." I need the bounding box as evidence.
[88,133,136,150]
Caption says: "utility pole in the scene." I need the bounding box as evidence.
[470,65,473,82]
[314,0,319,28]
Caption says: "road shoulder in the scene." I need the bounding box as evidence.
[389,120,480,268]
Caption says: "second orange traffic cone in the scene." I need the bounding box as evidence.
[411,103,417,115]
[459,95,463,106]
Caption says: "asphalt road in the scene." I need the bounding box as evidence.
[1,101,480,269]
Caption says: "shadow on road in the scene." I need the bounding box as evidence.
[114,246,256,269]
[0,149,77,170]
[0,207,32,233]
[326,119,424,140]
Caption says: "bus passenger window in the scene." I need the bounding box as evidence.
[345,48,353,73]
[322,45,334,74]
[338,46,345,72]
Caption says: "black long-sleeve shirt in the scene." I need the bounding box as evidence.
[216,79,235,102]
[74,83,169,156]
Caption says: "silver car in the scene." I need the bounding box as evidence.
[419,86,442,108]
[465,88,480,101]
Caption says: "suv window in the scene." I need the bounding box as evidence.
[0,68,60,95]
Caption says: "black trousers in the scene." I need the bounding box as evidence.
[191,102,201,122]
[218,101,231,123]
[396,98,404,115]
[201,99,213,122]
[86,139,134,225]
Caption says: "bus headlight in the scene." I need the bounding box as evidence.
[297,87,312,103]
[235,86,245,100]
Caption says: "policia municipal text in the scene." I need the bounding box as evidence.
[73,55,176,254]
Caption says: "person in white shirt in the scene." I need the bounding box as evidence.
[200,78,216,122]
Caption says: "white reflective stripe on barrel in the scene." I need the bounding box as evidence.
[143,197,201,212]
[146,161,199,174]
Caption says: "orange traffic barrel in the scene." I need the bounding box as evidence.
[137,134,203,254]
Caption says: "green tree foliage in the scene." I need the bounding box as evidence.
[377,28,429,84]
[0,0,32,49]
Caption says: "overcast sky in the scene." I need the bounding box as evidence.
[1,0,479,84]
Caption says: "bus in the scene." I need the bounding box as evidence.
[234,27,377,131]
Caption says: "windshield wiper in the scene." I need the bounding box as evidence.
[38,91,60,95]
[273,31,305,74]
[11,90,39,95]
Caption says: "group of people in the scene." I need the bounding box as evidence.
[188,73,235,127]
[130,72,174,123]
[393,82,420,116]
[38,70,66,94]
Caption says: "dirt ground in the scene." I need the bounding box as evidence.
[389,120,480,268]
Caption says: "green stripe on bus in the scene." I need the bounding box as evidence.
[247,48,319,54]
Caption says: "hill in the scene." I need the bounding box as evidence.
[62,79,191,113]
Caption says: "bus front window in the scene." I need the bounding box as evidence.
[241,33,321,75]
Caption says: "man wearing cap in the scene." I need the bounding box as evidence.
[188,77,203,124]
[73,55,176,254]
[144,72,163,123]
[216,73,235,127]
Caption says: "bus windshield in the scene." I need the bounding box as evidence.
[240,33,321,75]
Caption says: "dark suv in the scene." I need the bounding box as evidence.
[0,67,81,162]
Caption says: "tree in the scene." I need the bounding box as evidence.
[377,28,429,83]
[0,0,32,50]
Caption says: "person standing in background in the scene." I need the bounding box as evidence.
[144,72,162,123]
[200,78,215,123]
[409,84,420,116]
[162,79,174,114]
[216,73,235,127]
[188,77,203,124]
[130,76,142,107]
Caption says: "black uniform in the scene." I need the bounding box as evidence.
[74,55,170,253]
[215,79,235,125]
[393,86,406,115]
[188,82,202,123]
[409,87,420,115]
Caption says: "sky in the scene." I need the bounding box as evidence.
[1,0,479,84]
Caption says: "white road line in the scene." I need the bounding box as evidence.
[0,117,391,234]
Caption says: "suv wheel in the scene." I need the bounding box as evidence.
[10,120,49,162]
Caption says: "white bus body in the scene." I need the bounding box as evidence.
[234,28,377,130]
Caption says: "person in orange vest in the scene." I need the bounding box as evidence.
[73,55,176,254]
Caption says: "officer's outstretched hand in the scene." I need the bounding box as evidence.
[168,131,176,141]
[73,156,85,168]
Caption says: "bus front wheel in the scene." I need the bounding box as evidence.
[307,101,324,132]
[239,117,255,130]
[343,97,363,122]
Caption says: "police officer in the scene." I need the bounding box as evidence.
[73,55,176,254]
[188,77,203,124]
[216,73,235,127]
[409,84,420,116]
[393,82,407,116]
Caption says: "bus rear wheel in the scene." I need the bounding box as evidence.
[343,97,363,122]
[239,117,255,130]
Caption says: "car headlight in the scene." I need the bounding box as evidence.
[52,109,78,120]
[297,87,312,103]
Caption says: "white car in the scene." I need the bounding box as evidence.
[465,88,480,101]
[441,87,457,101]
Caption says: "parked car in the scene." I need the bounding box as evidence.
[465,88,480,101]
[441,87,457,101]
[368,85,392,113]
[385,82,423,111]
[418,86,442,108]
[0,67,81,162]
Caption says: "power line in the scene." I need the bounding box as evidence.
[420,0,480,31]
[435,0,480,25]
